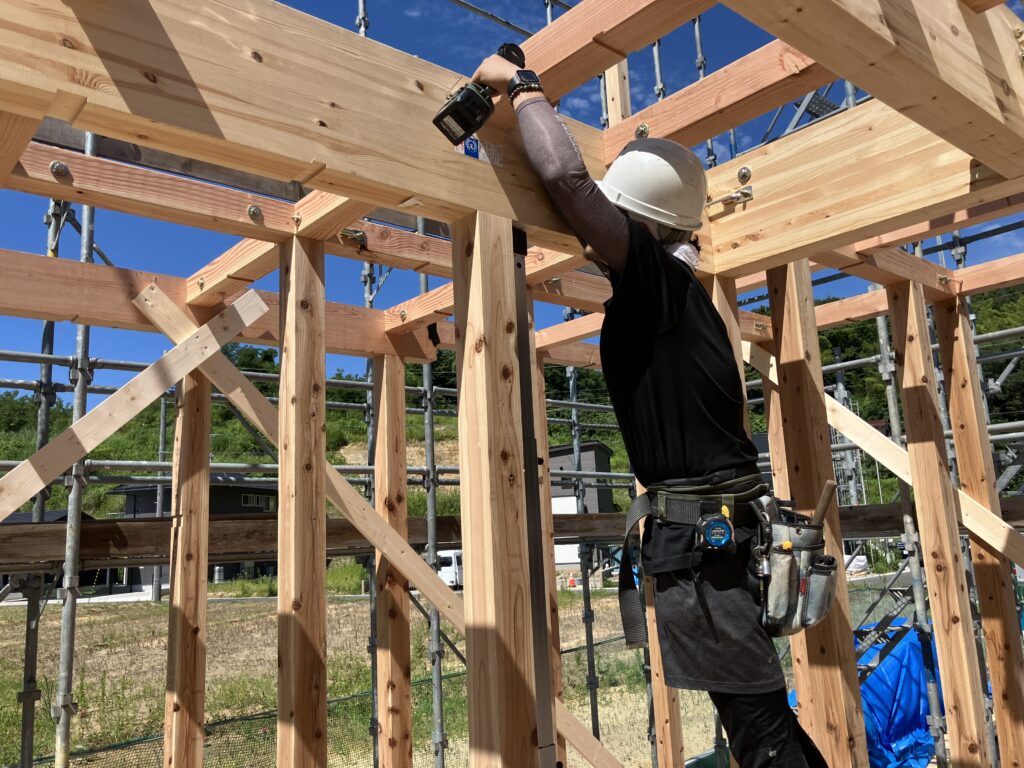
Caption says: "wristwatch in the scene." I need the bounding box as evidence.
[507,70,543,100]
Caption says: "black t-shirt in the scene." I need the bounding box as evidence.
[600,220,759,487]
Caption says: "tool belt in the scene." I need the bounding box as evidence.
[618,473,838,647]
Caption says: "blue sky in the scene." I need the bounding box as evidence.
[2,0,1023,405]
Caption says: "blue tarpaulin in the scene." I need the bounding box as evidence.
[858,621,937,768]
[790,620,938,768]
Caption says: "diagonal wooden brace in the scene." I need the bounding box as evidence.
[132,284,623,768]
[0,290,269,519]
[743,341,1024,568]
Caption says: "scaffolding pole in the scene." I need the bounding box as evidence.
[53,131,96,768]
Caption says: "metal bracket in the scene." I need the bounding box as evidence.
[339,227,367,247]
[705,185,754,208]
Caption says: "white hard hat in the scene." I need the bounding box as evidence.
[597,138,707,231]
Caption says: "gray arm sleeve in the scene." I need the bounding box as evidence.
[515,99,629,269]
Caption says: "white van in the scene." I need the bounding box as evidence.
[437,550,463,590]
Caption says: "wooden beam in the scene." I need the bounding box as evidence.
[958,251,1024,295]
[137,269,622,768]
[0,290,267,519]
[0,112,38,184]
[188,191,376,307]
[372,354,413,768]
[0,249,436,362]
[962,0,1007,11]
[0,0,603,235]
[885,280,990,765]
[535,313,603,351]
[277,237,327,768]
[855,192,1024,252]
[452,211,539,764]
[519,0,711,109]
[720,0,1024,177]
[385,283,454,335]
[8,501,1024,572]
[934,296,1024,767]
[9,142,295,241]
[162,371,211,768]
[604,41,832,165]
[707,100,1024,277]
[814,246,960,300]
[765,260,867,767]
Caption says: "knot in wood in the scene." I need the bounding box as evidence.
[501,365,512,380]
[951,614,960,624]
[474,336,486,353]
[316,119,327,128]
[505,321,515,333]
[143,72,158,84]
[305,462,313,471]
[300,299,310,310]
[385,497,396,512]
[967,742,978,754]
[251,50,264,63]
[62,38,76,49]
[500,448,510,462]
[292,599,302,611]
[312,382,321,393]
[184,552,193,562]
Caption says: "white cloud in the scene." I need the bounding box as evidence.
[563,95,590,112]
[403,6,423,17]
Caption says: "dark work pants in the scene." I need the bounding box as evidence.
[709,688,828,768]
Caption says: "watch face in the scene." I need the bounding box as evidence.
[517,70,541,85]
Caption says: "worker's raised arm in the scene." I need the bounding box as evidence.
[472,56,629,275]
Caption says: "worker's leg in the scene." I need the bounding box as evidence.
[709,688,826,768]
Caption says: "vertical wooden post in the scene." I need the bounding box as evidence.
[163,371,211,768]
[886,281,990,765]
[766,259,867,768]
[603,61,631,128]
[530,316,566,765]
[277,236,327,768]
[936,296,1024,767]
[452,211,538,767]
[373,353,413,768]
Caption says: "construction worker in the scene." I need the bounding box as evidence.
[472,56,828,768]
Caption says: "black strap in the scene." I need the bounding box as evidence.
[618,493,653,648]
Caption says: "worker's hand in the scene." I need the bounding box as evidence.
[471,54,520,93]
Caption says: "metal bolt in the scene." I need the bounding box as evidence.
[399,310,408,321]
[49,161,69,177]
[635,123,650,140]
[247,204,262,220]
[737,166,752,184]
[197,276,206,290]
[1015,27,1024,39]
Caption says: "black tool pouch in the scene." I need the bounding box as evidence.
[750,494,838,637]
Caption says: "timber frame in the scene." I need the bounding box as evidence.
[1,1,1024,766]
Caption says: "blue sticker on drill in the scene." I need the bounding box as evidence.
[463,136,480,159]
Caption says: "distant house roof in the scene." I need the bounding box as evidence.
[2,509,96,525]
[549,441,613,459]
[106,473,278,496]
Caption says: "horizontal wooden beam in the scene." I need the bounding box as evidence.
[721,1,1024,178]
[0,249,435,361]
[10,498,1023,570]
[536,313,603,351]
[8,142,295,241]
[522,0,712,102]
[962,1,1009,12]
[0,0,603,237]
[814,251,1024,330]
[707,100,1024,277]
[814,246,960,300]
[385,284,455,335]
[603,41,833,165]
